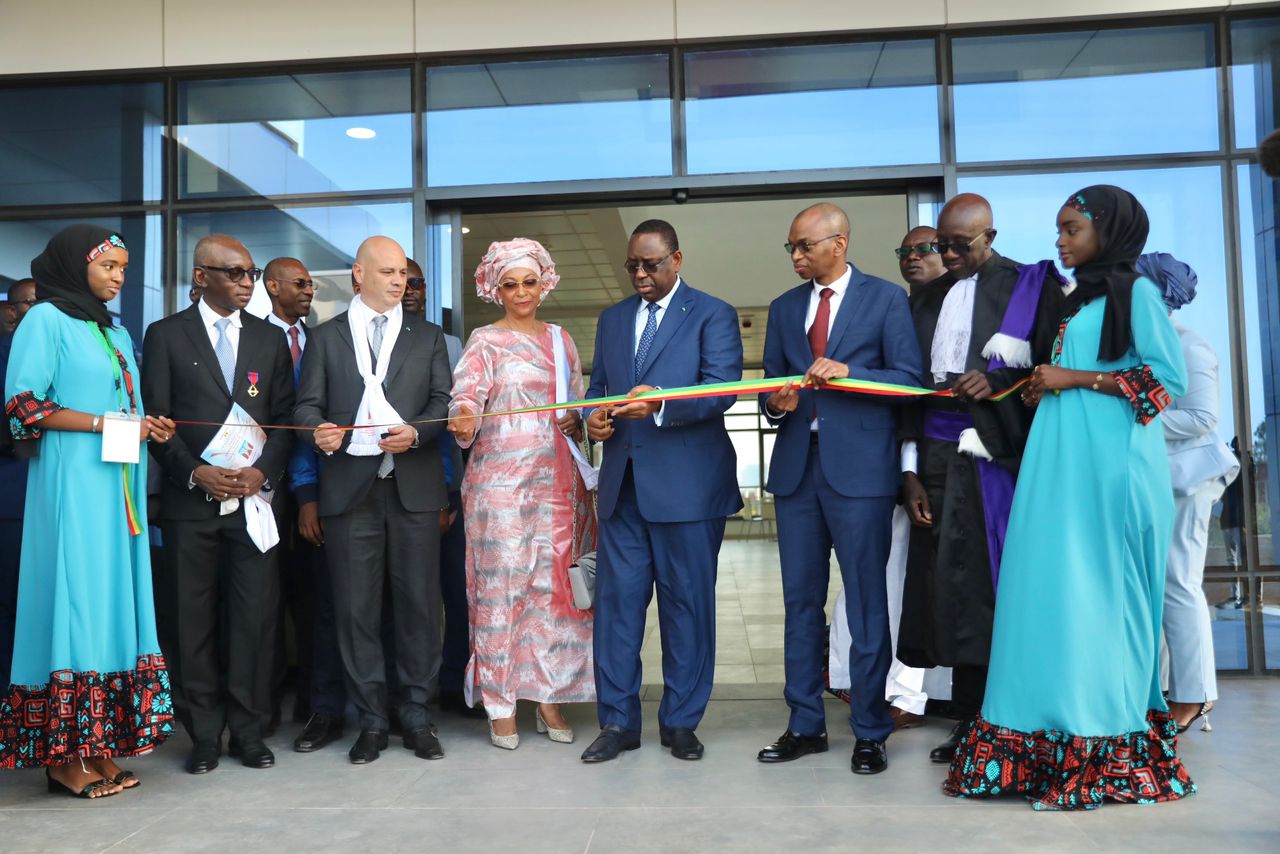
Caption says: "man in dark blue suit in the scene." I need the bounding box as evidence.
[0,278,36,688]
[756,203,923,775]
[580,219,743,763]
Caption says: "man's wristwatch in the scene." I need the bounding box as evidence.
[410,427,420,449]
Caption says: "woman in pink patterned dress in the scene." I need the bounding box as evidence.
[448,238,596,750]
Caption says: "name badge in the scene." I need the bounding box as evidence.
[101,412,141,464]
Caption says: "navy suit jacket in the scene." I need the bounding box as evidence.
[0,333,29,520]
[586,280,744,523]
[760,263,924,499]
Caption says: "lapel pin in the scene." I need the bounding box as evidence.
[246,371,260,398]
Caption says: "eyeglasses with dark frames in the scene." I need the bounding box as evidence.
[893,243,939,260]
[623,252,674,276]
[784,234,842,255]
[406,277,426,290]
[199,264,263,284]
[930,230,994,256]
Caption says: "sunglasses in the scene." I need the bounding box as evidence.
[406,277,426,290]
[623,252,674,276]
[498,277,540,292]
[930,231,993,256]
[894,243,938,260]
[784,234,841,255]
[199,264,263,284]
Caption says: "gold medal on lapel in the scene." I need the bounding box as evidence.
[247,371,260,398]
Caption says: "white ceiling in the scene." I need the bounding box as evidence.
[461,193,911,371]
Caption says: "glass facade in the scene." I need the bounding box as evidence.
[426,55,672,186]
[684,41,939,173]
[1,11,1278,670]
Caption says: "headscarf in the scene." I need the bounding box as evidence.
[30,224,126,327]
[473,238,559,305]
[1061,185,1149,362]
[1136,251,1198,312]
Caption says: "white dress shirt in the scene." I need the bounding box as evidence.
[634,278,684,426]
[902,272,979,474]
[198,296,243,360]
[803,263,853,342]
[267,311,306,353]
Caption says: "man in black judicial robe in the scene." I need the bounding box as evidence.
[896,194,1065,764]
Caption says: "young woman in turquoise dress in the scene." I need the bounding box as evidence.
[1,225,176,798]
[944,185,1194,810]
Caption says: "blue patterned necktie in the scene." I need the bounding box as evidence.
[634,301,660,381]
[213,317,235,393]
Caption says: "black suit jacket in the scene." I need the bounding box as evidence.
[293,310,451,516]
[899,252,1064,475]
[142,303,296,521]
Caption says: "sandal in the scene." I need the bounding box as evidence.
[46,771,119,799]
[112,770,140,789]
[1175,701,1214,734]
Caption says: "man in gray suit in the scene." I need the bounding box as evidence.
[294,235,453,764]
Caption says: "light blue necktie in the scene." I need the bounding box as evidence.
[370,315,394,478]
[213,317,235,393]
[634,302,659,382]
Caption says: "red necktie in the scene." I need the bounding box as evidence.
[288,326,302,369]
[808,287,834,359]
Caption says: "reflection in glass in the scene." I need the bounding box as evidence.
[952,25,1218,162]
[177,70,412,199]
[0,215,161,336]
[0,81,163,206]
[684,41,939,174]
[1230,18,1280,150]
[176,202,413,324]
[1237,163,1278,571]
[426,56,672,186]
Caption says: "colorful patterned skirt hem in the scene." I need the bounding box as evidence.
[942,711,1195,811]
[0,653,174,768]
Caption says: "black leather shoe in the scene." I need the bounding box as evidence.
[659,727,704,760]
[236,741,275,769]
[404,726,445,760]
[930,719,970,764]
[294,715,344,753]
[185,742,221,775]
[439,691,486,720]
[348,729,389,764]
[757,730,828,763]
[851,738,888,775]
[580,724,641,763]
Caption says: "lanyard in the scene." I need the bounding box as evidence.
[87,321,137,416]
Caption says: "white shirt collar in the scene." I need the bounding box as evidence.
[267,311,303,334]
[639,277,682,315]
[811,263,853,297]
[198,296,242,328]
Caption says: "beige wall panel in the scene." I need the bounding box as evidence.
[675,0,945,40]
[0,0,164,74]
[415,0,675,53]
[946,1,1226,26]
[164,0,414,68]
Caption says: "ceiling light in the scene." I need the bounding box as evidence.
[461,227,471,234]
[345,127,376,140]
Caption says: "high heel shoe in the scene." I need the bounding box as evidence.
[536,708,574,743]
[1175,701,1214,734]
[489,720,519,750]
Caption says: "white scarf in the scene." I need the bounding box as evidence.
[346,295,406,457]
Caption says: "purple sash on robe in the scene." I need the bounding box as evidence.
[923,410,1015,591]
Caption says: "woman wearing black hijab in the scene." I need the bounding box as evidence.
[943,186,1194,810]
[1,225,175,797]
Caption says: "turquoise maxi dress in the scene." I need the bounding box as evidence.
[1,303,172,768]
[945,278,1194,810]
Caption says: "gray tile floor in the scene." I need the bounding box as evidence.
[3,539,1277,853]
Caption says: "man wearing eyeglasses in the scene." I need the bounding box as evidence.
[142,234,296,775]
[580,219,743,763]
[0,278,38,689]
[1,278,36,335]
[895,194,1066,765]
[756,203,923,776]
[896,227,947,292]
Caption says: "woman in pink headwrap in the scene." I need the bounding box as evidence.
[447,238,596,749]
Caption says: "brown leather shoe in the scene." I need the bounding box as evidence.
[887,706,926,731]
